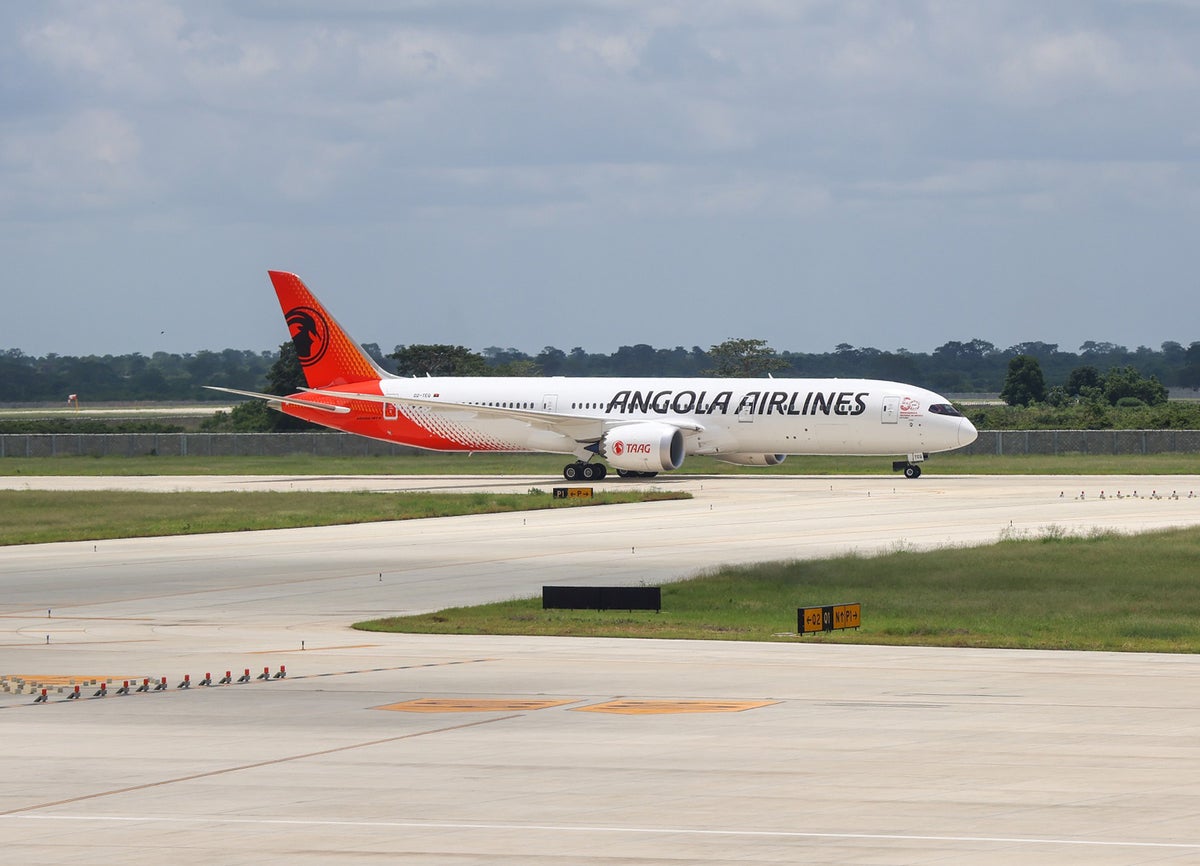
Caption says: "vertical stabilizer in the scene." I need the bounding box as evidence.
[267,270,389,388]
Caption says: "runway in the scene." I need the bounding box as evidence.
[2,474,1200,864]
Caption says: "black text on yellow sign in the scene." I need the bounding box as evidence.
[798,603,861,635]
[552,487,593,499]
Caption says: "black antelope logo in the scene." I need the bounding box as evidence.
[285,306,330,367]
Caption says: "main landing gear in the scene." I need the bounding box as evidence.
[561,462,659,480]
[563,461,607,481]
[892,453,928,479]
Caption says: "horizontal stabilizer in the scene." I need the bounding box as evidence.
[203,386,351,415]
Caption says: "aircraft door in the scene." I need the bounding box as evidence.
[384,401,399,420]
[882,396,899,424]
[542,394,558,412]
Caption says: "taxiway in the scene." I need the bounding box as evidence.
[2,474,1199,864]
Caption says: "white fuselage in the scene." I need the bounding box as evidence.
[376,376,977,460]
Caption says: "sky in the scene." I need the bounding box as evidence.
[2,1,1198,359]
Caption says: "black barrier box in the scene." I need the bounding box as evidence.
[543,586,661,612]
[798,602,861,634]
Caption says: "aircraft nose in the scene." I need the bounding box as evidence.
[959,416,978,447]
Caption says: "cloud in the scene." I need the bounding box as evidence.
[21,1,189,100]
[3,1,1200,356]
[1,109,146,214]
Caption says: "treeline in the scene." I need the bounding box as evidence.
[4,338,1200,403]
[0,348,277,403]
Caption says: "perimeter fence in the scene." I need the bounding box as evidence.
[3,430,1200,458]
[959,429,1200,455]
[0,432,420,458]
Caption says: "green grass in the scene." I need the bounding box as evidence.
[3,451,1199,476]
[357,526,1200,653]
[0,488,687,546]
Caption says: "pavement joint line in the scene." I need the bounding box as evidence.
[287,658,495,680]
[2,640,159,647]
[0,615,154,621]
[0,569,395,614]
[0,713,523,817]
[376,698,581,712]
[252,644,381,653]
[1,814,1198,851]
[573,699,780,714]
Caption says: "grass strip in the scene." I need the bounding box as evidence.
[0,489,687,546]
[357,526,1200,653]
[3,452,1200,476]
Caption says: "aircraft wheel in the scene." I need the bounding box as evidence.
[904,464,921,479]
[616,469,631,478]
[564,463,580,481]
[581,464,597,481]
[595,464,608,480]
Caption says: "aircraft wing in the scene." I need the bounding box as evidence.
[202,386,352,415]
[299,387,704,443]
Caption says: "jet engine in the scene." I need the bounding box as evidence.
[711,453,788,467]
[602,423,685,473]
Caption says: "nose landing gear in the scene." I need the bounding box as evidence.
[892,453,927,479]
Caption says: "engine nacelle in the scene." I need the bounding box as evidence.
[603,423,685,472]
[711,452,788,467]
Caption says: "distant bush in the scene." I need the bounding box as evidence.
[963,401,1200,430]
[0,419,185,434]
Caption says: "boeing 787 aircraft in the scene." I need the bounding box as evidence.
[208,271,977,480]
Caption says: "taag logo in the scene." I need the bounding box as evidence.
[613,441,625,456]
[285,306,330,367]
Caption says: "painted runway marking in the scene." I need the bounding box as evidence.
[5,675,130,686]
[3,814,1199,851]
[574,699,779,714]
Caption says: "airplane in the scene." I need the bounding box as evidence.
[207,271,978,480]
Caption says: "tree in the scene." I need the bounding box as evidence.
[706,338,789,377]
[390,344,487,377]
[934,338,997,362]
[1079,340,1127,359]
[210,342,315,432]
[491,359,541,376]
[1065,365,1102,396]
[360,342,394,373]
[1178,342,1200,389]
[1103,365,1168,406]
[612,344,658,375]
[1007,341,1059,358]
[482,346,532,369]
[999,355,1046,406]
[259,342,315,431]
[535,346,567,375]
[266,342,306,395]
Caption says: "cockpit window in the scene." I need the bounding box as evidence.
[928,403,963,417]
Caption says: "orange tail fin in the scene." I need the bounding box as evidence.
[268,271,389,388]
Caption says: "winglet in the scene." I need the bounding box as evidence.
[268,270,392,388]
